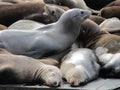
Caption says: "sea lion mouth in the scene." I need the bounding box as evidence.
[83,11,92,19]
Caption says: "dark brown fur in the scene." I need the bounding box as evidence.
[0,2,45,26]
[99,6,120,19]
[78,19,120,53]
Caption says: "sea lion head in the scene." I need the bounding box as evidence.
[41,65,62,87]
[44,4,65,22]
[65,66,88,86]
[58,8,91,26]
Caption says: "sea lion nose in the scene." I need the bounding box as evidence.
[52,81,60,87]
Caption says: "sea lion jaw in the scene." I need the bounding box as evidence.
[66,66,88,86]
[40,65,62,87]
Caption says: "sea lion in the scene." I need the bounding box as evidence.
[99,17,120,28]
[0,49,62,86]
[44,0,100,15]
[60,48,100,86]
[99,6,120,19]
[105,0,120,7]
[0,2,45,26]
[44,4,66,22]
[8,20,45,30]
[23,13,52,24]
[0,48,59,66]
[95,47,120,78]
[0,9,91,59]
[78,19,120,54]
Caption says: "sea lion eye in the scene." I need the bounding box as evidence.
[81,11,84,14]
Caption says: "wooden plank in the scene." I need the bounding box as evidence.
[0,78,120,90]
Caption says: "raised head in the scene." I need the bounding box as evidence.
[57,8,91,28]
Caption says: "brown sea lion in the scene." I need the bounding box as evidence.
[105,0,120,7]
[44,0,100,15]
[0,48,59,66]
[99,6,120,19]
[44,4,66,22]
[0,49,62,86]
[78,19,120,54]
[0,2,45,26]
[60,48,100,86]
[23,4,69,24]
[0,9,91,59]
[99,17,120,28]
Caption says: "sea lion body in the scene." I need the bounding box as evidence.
[99,6,120,19]
[60,48,100,86]
[0,2,45,26]
[79,19,120,53]
[95,47,120,78]
[0,9,91,59]
[0,49,62,86]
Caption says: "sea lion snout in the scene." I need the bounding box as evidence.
[41,65,62,87]
[83,10,92,17]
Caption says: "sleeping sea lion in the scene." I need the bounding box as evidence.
[0,9,91,59]
[8,20,45,30]
[95,47,120,78]
[44,0,100,15]
[60,48,100,86]
[0,48,62,86]
[0,2,45,26]
[99,6,120,19]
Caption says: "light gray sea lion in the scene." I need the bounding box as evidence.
[60,48,100,86]
[0,9,91,59]
[0,48,62,86]
[95,47,120,78]
[99,17,120,28]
